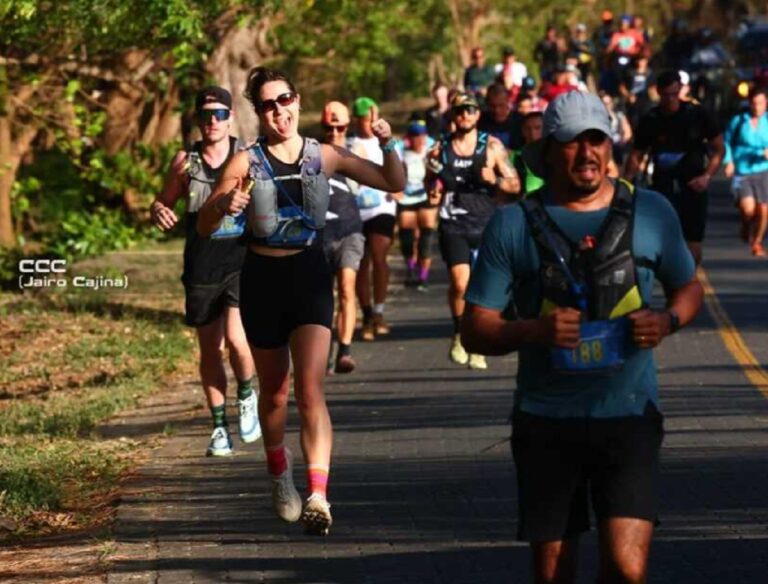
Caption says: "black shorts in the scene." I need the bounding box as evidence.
[655,182,709,243]
[183,271,240,327]
[363,214,396,238]
[439,229,482,268]
[397,199,434,213]
[239,246,334,349]
[511,401,664,542]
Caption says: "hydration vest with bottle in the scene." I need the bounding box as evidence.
[400,148,429,206]
[186,137,246,239]
[519,179,646,374]
[245,137,330,248]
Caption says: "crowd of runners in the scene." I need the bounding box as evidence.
[147,10,767,582]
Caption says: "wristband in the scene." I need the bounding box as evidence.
[381,140,397,154]
[667,309,680,334]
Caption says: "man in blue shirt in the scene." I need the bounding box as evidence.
[462,91,703,583]
[723,87,768,257]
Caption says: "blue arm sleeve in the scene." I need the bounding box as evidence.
[465,209,516,311]
[723,117,735,165]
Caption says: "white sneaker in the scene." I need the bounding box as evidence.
[238,393,262,443]
[206,426,233,457]
[449,334,469,365]
[468,353,488,370]
[271,448,302,522]
[301,493,332,536]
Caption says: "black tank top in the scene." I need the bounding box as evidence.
[440,133,497,234]
[183,137,246,285]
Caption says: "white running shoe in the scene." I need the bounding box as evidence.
[238,393,262,443]
[206,426,233,457]
[468,353,488,370]
[449,334,469,365]
[271,448,302,522]
[301,492,332,536]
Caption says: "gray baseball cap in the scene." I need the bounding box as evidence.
[522,90,612,177]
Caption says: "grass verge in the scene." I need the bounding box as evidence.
[0,240,196,538]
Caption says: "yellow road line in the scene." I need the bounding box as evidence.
[698,267,768,397]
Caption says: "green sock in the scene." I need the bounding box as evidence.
[211,404,227,428]
[237,376,255,401]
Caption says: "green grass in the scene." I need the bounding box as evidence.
[0,240,197,532]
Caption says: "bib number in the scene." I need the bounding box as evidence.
[551,318,627,374]
[356,187,383,209]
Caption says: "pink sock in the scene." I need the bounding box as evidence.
[419,265,429,282]
[307,465,329,498]
[266,445,287,477]
[407,257,417,271]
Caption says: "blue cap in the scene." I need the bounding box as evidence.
[407,121,428,136]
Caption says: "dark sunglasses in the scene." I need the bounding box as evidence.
[453,105,478,116]
[197,108,230,124]
[323,124,348,133]
[256,92,297,113]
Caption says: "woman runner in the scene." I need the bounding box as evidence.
[198,68,405,535]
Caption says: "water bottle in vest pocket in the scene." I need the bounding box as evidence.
[264,206,317,247]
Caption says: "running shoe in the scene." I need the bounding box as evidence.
[361,318,375,341]
[468,353,488,370]
[373,313,391,335]
[753,242,766,257]
[238,393,262,443]
[206,426,233,457]
[416,281,429,293]
[271,448,302,522]
[334,353,356,374]
[301,492,333,536]
[449,334,469,365]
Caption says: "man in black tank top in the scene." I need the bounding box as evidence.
[150,86,260,457]
[426,92,520,371]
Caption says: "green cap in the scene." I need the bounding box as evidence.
[353,96,378,117]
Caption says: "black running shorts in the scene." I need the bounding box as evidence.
[511,401,664,542]
[362,214,396,238]
[438,229,483,268]
[239,245,334,349]
[184,271,240,327]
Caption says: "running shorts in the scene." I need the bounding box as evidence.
[439,229,483,268]
[362,214,396,238]
[511,401,664,542]
[239,246,334,349]
[323,232,365,272]
[184,270,240,327]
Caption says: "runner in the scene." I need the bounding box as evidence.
[396,119,438,291]
[425,82,451,141]
[320,101,365,373]
[150,86,260,457]
[723,88,768,257]
[349,97,398,341]
[426,92,520,370]
[510,111,545,196]
[463,47,496,102]
[461,90,704,583]
[625,70,724,265]
[478,83,523,151]
[197,68,405,535]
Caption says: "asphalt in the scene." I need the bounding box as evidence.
[105,180,768,584]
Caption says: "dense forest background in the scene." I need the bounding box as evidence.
[0,0,764,276]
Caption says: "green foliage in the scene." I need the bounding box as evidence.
[44,207,140,260]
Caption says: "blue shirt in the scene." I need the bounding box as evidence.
[723,112,768,176]
[465,187,695,418]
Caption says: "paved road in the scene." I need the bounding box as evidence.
[106,182,768,583]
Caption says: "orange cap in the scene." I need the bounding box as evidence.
[601,9,613,21]
[321,101,350,126]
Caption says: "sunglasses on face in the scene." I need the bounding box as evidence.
[256,92,297,113]
[323,124,348,133]
[197,109,230,124]
[453,105,478,116]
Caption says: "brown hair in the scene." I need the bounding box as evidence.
[244,66,297,112]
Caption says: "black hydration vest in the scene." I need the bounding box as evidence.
[519,179,644,321]
[438,132,496,232]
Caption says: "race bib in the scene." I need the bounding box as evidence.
[550,318,628,374]
[210,212,245,239]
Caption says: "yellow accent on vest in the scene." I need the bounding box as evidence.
[609,285,643,319]
[539,297,559,316]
